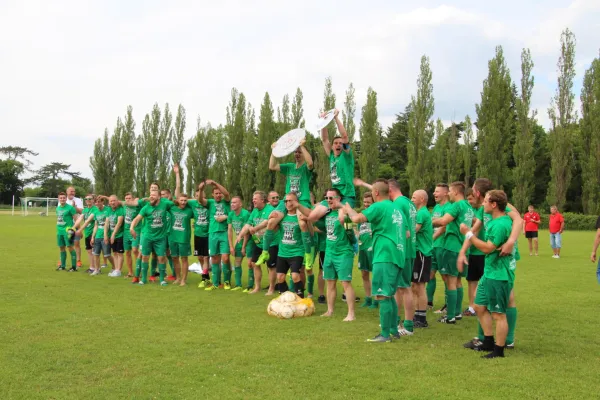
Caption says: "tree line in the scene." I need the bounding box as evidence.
[2,28,599,215]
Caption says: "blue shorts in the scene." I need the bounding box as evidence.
[550,233,562,249]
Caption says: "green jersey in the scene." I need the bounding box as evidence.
[169,205,194,244]
[56,204,77,234]
[470,206,485,256]
[82,206,97,237]
[357,221,373,251]
[329,149,355,198]
[278,213,304,258]
[186,199,209,237]
[124,205,141,232]
[432,202,448,248]
[484,215,516,282]
[139,199,175,240]
[280,163,312,203]
[443,199,474,253]
[361,200,406,267]
[324,209,354,257]
[107,206,125,239]
[228,208,250,238]
[207,199,230,233]
[247,204,274,249]
[394,196,417,258]
[476,206,521,261]
[415,206,433,257]
[93,206,110,240]
[315,218,327,252]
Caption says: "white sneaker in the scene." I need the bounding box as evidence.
[101,264,107,269]
[112,270,122,277]
[91,270,99,276]
[139,281,145,286]
[108,270,114,277]
[398,328,414,336]
[160,281,168,286]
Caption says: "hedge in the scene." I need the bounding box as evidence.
[535,213,599,231]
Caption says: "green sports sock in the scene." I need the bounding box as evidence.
[248,268,255,288]
[506,307,517,344]
[263,229,274,250]
[403,319,414,333]
[151,258,158,274]
[477,321,484,341]
[60,251,67,268]
[211,263,220,286]
[307,274,315,295]
[446,290,457,320]
[456,287,464,317]
[223,263,231,284]
[168,255,175,277]
[379,298,392,338]
[390,296,399,335]
[158,263,166,282]
[301,232,313,254]
[288,276,295,292]
[141,261,149,283]
[135,258,141,277]
[426,277,436,303]
[234,266,242,287]
[70,251,77,268]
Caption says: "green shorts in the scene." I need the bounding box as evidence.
[123,230,140,251]
[440,249,460,277]
[209,231,230,256]
[398,257,414,288]
[170,242,191,257]
[431,247,444,272]
[358,249,373,272]
[56,232,74,247]
[341,196,356,208]
[141,237,167,257]
[372,262,402,297]
[322,254,354,281]
[475,276,512,314]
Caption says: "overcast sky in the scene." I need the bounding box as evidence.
[1,0,599,181]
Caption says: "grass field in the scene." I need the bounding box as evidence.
[1,214,599,399]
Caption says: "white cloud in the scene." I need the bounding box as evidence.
[0,0,598,181]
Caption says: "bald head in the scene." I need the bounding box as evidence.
[371,179,390,201]
[411,190,428,208]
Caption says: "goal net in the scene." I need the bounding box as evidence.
[20,197,59,216]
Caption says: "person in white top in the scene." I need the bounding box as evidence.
[66,186,84,268]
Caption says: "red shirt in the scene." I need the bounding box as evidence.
[523,212,540,232]
[549,212,564,234]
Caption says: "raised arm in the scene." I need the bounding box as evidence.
[174,164,181,198]
[333,109,348,144]
[321,127,331,157]
[299,139,313,169]
[207,180,230,201]
[308,203,329,223]
[269,152,280,171]
[353,177,373,191]
[198,182,208,207]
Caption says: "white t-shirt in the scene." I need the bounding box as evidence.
[67,196,83,213]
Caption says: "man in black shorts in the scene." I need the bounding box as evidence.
[411,190,433,328]
[275,193,307,297]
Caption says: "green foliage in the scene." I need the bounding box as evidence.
[31,162,80,198]
[342,83,356,143]
[240,104,258,202]
[379,105,410,190]
[119,106,136,198]
[145,104,161,188]
[536,212,598,231]
[256,92,276,192]
[169,104,186,191]
[0,146,38,171]
[463,115,474,186]
[358,87,380,190]
[0,159,25,203]
[580,57,600,214]
[157,103,173,188]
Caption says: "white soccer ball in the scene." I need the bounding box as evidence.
[279,304,294,319]
[280,291,298,303]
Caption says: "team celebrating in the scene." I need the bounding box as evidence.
[54,110,521,356]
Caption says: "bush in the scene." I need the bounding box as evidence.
[536,212,598,231]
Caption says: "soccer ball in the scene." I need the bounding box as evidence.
[280,291,298,303]
[279,304,294,319]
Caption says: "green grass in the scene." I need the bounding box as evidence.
[1,214,599,400]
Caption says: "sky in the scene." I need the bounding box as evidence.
[1,0,599,182]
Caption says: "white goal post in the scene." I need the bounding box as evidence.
[19,197,59,216]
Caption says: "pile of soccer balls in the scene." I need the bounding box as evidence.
[267,292,315,319]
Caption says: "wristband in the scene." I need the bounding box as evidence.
[465,231,474,241]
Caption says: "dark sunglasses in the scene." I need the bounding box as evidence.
[283,199,295,203]
[324,196,339,200]
[270,196,279,200]
[84,197,93,200]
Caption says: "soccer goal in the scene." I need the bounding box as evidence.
[19,197,59,216]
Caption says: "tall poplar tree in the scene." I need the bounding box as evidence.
[432,119,446,185]
[463,115,474,186]
[407,55,435,193]
[145,104,161,187]
[256,92,276,191]
[580,56,600,214]
[513,48,536,211]
[109,118,122,195]
[547,28,577,209]
[240,104,257,203]
[89,129,111,195]
[158,103,173,188]
[342,83,356,143]
[135,128,147,197]
[358,87,380,188]
[170,104,186,191]
[225,89,245,196]
[476,46,514,189]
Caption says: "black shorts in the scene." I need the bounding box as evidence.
[193,236,209,257]
[412,252,432,283]
[111,237,124,253]
[276,256,304,274]
[267,245,278,269]
[467,254,485,282]
[319,251,326,270]
[525,231,538,239]
[85,235,93,250]
[251,246,263,263]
